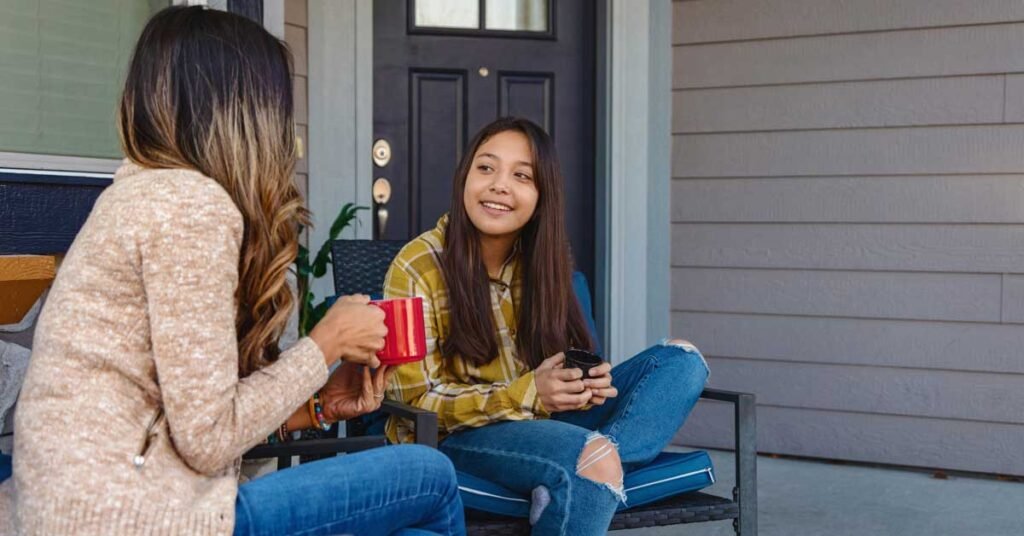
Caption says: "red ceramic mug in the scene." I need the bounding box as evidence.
[371,297,427,365]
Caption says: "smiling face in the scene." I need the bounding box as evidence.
[463,130,540,242]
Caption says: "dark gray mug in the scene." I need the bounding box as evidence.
[564,348,604,378]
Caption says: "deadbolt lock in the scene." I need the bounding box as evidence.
[372,139,392,167]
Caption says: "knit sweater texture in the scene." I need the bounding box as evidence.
[3,162,327,535]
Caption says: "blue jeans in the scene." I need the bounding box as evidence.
[234,444,466,536]
[439,342,709,536]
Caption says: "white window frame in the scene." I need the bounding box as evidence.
[0,152,120,175]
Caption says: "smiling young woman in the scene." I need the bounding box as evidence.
[382,117,711,535]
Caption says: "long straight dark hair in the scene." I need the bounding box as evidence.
[118,6,307,377]
[441,117,594,369]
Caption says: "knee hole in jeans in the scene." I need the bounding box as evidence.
[576,435,626,503]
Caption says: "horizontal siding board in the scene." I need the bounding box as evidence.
[1003,275,1024,323]
[1002,73,1024,122]
[295,172,308,203]
[673,126,1024,178]
[674,0,1024,44]
[704,357,1024,424]
[670,1,1024,476]
[676,403,1024,475]
[671,312,1024,374]
[293,75,308,124]
[673,76,1004,133]
[671,224,1024,273]
[673,23,1024,89]
[285,24,307,76]
[671,267,1001,322]
[672,176,1024,223]
[285,0,307,26]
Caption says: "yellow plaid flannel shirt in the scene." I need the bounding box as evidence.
[384,216,549,444]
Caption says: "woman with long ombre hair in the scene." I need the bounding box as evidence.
[6,7,463,535]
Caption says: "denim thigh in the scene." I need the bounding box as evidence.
[440,420,621,535]
[234,444,465,536]
[440,420,595,495]
[554,341,709,467]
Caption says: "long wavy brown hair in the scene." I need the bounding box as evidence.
[442,117,594,369]
[118,6,308,377]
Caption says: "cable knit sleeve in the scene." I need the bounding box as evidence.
[134,171,328,476]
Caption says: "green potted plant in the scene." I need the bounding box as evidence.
[294,203,368,336]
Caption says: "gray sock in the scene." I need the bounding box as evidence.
[529,485,551,525]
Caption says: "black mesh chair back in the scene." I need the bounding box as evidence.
[331,240,408,298]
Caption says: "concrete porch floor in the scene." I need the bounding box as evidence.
[620,447,1024,536]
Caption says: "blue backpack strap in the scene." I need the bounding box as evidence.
[571,271,602,357]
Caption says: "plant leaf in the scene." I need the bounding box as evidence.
[295,204,368,335]
[312,204,368,277]
[308,298,331,333]
[300,291,317,336]
[296,244,312,278]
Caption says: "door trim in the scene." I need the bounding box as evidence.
[596,0,672,362]
[307,0,374,302]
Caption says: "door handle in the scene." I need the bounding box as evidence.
[373,177,392,239]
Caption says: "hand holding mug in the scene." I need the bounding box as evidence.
[534,352,592,412]
[319,362,396,423]
[309,294,387,368]
[564,348,617,406]
[582,362,617,406]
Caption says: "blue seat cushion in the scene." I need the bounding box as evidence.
[0,453,11,483]
[457,450,715,518]
[620,450,715,510]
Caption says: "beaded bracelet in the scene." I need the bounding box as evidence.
[311,391,330,431]
[266,421,290,444]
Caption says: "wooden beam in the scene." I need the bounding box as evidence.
[0,256,56,325]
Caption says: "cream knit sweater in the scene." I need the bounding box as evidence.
[2,162,328,535]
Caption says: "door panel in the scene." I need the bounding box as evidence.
[410,71,467,232]
[499,73,552,132]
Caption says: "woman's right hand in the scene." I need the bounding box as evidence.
[309,294,387,368]
[534,352,593,412]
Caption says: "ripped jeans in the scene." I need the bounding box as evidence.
[439,341,709,535]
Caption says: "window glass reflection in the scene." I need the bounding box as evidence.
[414,0,480,29]
[485,0,548,32]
